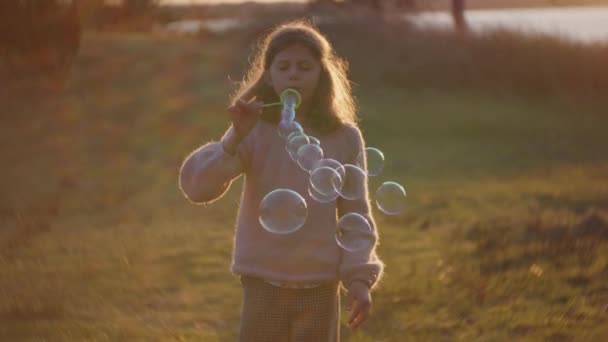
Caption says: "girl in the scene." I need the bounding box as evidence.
[179,19,383,342]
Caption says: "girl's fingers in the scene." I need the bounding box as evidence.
[348,299,362,324]
[251,100,263,114]
[349,302,370,329]
[234,98,262,115]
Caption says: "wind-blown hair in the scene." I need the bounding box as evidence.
[230,19,358,134]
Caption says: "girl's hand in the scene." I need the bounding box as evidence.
[227,97,263,141]
[345,281,372,329]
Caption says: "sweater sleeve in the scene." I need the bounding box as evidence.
[337,125,384,290]
[178,126,247,204]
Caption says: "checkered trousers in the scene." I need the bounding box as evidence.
[238,276,340,342]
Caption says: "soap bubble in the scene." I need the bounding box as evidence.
[297,144,324,172]
[312,159,346,178]
[309,166,342,197]
[339,164,367,201]
[278,120,303,139]
[281,107,295,122]
[335,213,375,252]
[259,189,308,234]
[287,134,310,162]
[287,130,306,143]
[307,136,321,146]
[375,181,406,215]
[356,147,385,177]
[308,181,339,203]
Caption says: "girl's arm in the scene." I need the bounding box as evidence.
[179,98,261,204]
[337,125,384,290]
[178,126,247,204]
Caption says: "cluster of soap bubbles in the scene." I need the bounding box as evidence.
[258,89,406,252]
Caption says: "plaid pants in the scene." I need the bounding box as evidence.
[238,276,340,342]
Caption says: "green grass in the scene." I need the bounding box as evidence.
[1,21,608,341]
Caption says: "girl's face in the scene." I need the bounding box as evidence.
[266,43,322,110]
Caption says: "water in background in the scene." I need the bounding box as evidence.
[406,6,608,43]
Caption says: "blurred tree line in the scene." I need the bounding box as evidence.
[0,0,466,83]
[0,0,80,79]
[0,0,163,82]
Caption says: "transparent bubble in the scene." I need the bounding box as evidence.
[375,181,406,215]
[309,166,342,197]
[287,130,306,143]
[286,135,310,162]
[339,164,367,200]
[281,107,295,122]
[312,159,346,179]
[307,136,321,146]
[278,120,303,139]
[356,147,385,177]
[297,144,324,172]
[259,189,308,234]
[335,213,375,252]
[308,181,339,203]
[283,96,297,109]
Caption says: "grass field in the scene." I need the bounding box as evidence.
[1,17,608,341]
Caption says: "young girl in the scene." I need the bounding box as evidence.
[179,19,384,341]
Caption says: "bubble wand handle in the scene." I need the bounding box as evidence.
[261,88,302,109]
[261,102,282,108]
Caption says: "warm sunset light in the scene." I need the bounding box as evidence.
[3,0,608,340]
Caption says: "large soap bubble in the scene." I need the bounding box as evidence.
[259,189,308,234]
[312,158,345,177]
[339,164,367,201]
[375,181,406,215]
[335,213,375,252]
[308,181,340,203]
[356,147,385,177]
[278,120,303,140]
[286,134,310,162]
[297,144,324,172]
[309,166,342,198]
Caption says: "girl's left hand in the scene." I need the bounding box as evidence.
[345,281,371,329]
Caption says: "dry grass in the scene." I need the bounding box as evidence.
[1,16,608,340]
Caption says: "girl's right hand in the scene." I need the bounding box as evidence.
[227,97,263,141]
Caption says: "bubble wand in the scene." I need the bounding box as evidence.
[261,88,302,109]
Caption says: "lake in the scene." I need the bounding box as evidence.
[164,6,608,44]
[406,6,608,43]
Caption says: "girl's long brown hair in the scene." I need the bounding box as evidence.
[230,19,358,134]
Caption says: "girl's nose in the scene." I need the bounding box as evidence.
[288,67,299,79]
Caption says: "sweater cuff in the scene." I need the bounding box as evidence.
[340,262,383,290]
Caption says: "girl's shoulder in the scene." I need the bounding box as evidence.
[334,122,364,147]
[324,122,364,163]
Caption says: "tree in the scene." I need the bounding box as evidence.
[122,0,159,15]
[451,0,468,33]
[0,0,81,78]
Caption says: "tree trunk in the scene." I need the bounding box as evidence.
[452,0,467,33]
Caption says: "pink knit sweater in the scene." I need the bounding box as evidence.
[179,120,383,288]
